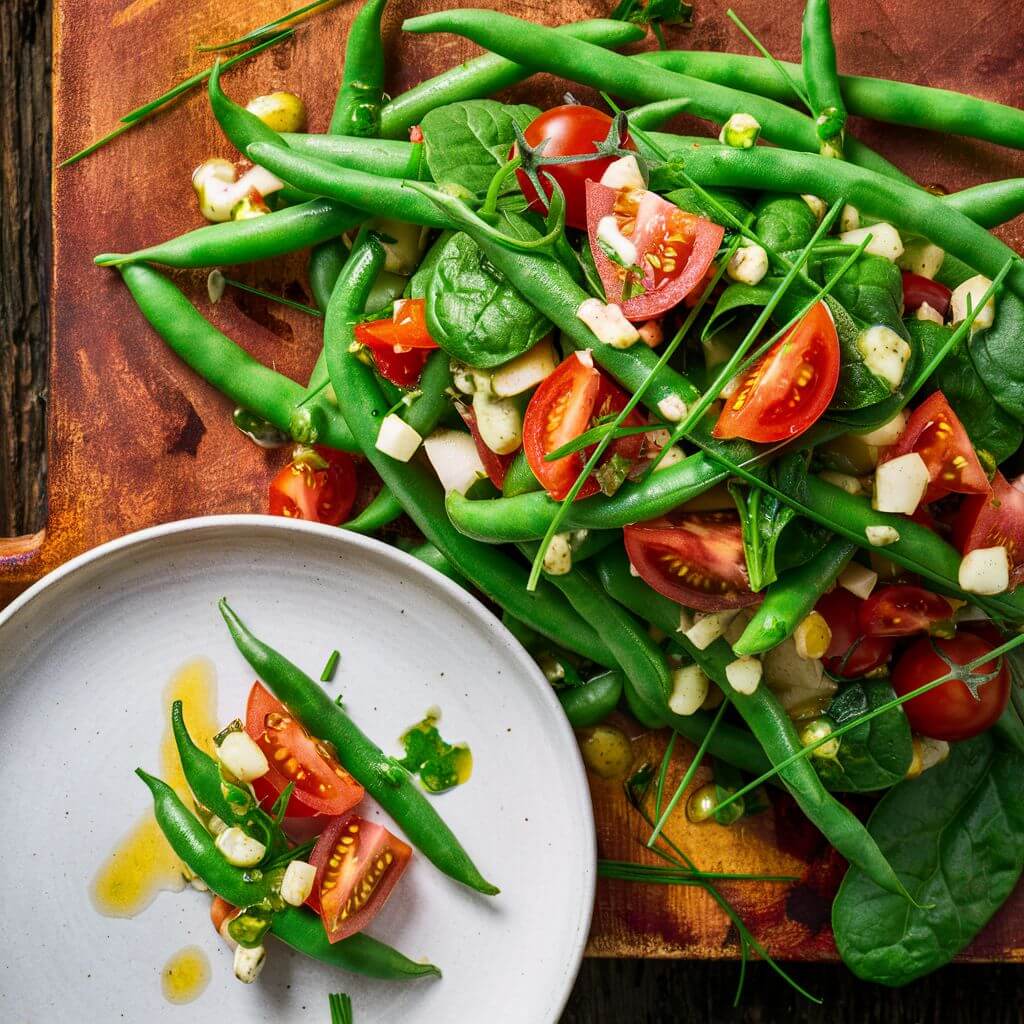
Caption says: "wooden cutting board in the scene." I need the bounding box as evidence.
[5,0,1024,963]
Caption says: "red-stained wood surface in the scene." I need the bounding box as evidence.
[4,0,1024,963]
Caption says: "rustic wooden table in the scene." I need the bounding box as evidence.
[4,0,1024,1018]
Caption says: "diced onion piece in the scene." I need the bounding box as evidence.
[637,320,664,348]
[233,944,266,984]
[280,860,316,907]
[950,274,996,331]
[376,413,423,462]
[794,611,831,660]
[958,545,1009,595]
[215,827,266,868]
[657,394,688,423]
[727,243,769,286]
[423,429,486,495]
[839,204,860,233]
[856,325,911,391]
[491,339,559,397]
[840,223,904,262]
[576,298,640,348]
[799,719,840,759]
[668,665,710,716]
[599,155,646,191]
[866,524,900,547]
[472,391,522,455]
[216,731,269,783]
[919,736,951,772]
[597,215,638,267]
[725,655,762,695]
[542,533,573,576]
[207,269,226,303]
[855,411,906,448]
[718,113,760,149]
[801,194,826,221]
[654,445,685,471]
[819,471,862,495]
[838,562,878,600]
[684,610,738,650]
[898,238,945,279]
[192,160,283,223]
[365,217,428,275]
[915,301,945,325]
[873,451,929,514]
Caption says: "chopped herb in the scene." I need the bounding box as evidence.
[320,649,341,683]
[329,992,353,1024]
[398,709,473,793]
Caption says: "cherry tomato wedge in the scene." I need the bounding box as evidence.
[355,299,438,389]
[815,587,895,678]
[457,402,514,489]
[523,352,643,501]
[269,447,357,526]
[892,633,1009,741]
[953,471,1024,588]
[245,683,364,817]
[901,271,951,317]
[623,511,757,612]
[310,814,412,943]
[586,181,724,320]
[859,585,955,638]
[513,105,633,230]
[880,391,989,504]
[712,302,840,444]
[210,896,239,943]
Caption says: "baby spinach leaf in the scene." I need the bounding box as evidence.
[907,319,1024,464]
[833,733,1024,986]
[664,186,749,228]
[426,216,551,367]
[753,194,817,252]
[815,680,913,792]
[420,100,539,197]
[965,292,1024,424]
[405,230,454,300]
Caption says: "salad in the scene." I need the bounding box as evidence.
[79,0,1024,998]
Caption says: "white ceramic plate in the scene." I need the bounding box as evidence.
[0,516,594,1022]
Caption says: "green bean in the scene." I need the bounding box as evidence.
[94,199,361,268]
[284,132,426,177]
[329,0,388,137]
[501,451,541,497]
[732,538,855,656]
[943,178,1024,230]
[558,670,624,728]
[801,0,846,155]
[401,9,909,181]
[118,263,359,452]
[403,540,468,585]
[377,19,646,139]
[343,489,404,534]
[639,49,1024,151]
[594,548,914,902]
[323,234,619,667]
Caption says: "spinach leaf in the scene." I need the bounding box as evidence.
[426,217,551,368]
[753,194,817,252]
[966,292,1024,423]
[405,230,453,300]
[815,680,913,792]
[833,732,1024,985]
[420,100,539,197]
[906,319,1024,464]
[664,186,749,228]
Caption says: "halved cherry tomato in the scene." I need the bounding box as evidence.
[880,391,989,504]
[623,511,757,612]
[269,446,357,525]
[523,353,644,501]
[815,587,895,678]
[586,180,724,320]
[859,585,954,638]
[712,302,840,444]
[901,271,951,317]
[310,814,412,943]
[210,896,239,942]
[245,683,364,817]
[892,633,1009,741]
[457,402,514,488]
[513,105,633,230]
[355,298,438,389]
[953,471,1024,588]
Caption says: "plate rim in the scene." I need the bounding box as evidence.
[0,513,596,1021]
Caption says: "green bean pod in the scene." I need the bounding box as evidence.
[401,8,907,181]
[322,236,619,667]
[732,538,856,656]
[403,540,468,585]
[284,133,426,178]
[501,451,541,497]
[219,599,498,896]
[118,263,359,452]
[329,0,388,137]
[558,670,624,729]
[344,488,404,534]
[378,19,645,138]
[801,0,846,153]
[943,179,1024,230]
[639,50,1024,152]
[94,199,361,269]
[594,548,914,903]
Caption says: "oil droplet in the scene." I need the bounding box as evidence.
[161,945,211,1004]
[91,658,220,918]
[398,707,472,793]
[580,725,633,779]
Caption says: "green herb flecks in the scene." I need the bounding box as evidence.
[398,709,473,794]
[320,649,341,683]
[329,992,354,1024]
